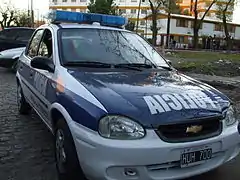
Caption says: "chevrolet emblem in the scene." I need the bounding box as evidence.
[186,125,203,133]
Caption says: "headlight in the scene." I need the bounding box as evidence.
[98,115,145,140]
[225,106,237,126]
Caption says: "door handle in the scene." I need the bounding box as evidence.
[30,73,33,78]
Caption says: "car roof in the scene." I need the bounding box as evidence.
[40,23,131,33]
[3,27,35,30]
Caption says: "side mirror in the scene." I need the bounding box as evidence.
[166,59,172,66]
[31,56,55,73]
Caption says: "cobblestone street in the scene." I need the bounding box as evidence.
[0,67,240,180]
[0,68,58,180]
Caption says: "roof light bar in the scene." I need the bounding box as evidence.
[48,10,128,27]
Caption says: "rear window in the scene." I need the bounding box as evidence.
[15,29,35,41]
[0,29,35,41]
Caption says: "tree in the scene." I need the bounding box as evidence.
[183,9,190,15]
[193,0,217,49]
[216,0,236,50]
[0,3,17,29]
[147,0,181,46]
[164,0,182,47]
[14,11,32,27]
[87,0,118,15]
[149,0,164,46]
[125,20,135,31]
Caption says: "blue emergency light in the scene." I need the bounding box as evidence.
[48,10,128,27]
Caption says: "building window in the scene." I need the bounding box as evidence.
[178,36,184,43]
[80,0,87,2]
[140,20,145,25]
[62,0,67,2]
[52,0,57,2]
[71,0,76,2]
[214,24,222,31]
[119,9,126,14]
[131,9,137,14]
[176,19,188,27]
[190,21,202,29]
[141,9,147,14]
[206,11,211,17]
[71,8,76,11]
[228,25,235,33]
[120,0,125,2]
[131,0,137,2]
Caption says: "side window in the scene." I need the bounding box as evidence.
[38,29,53,59]
[27,29,44,58]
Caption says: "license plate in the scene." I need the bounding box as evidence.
[180,148,212,168]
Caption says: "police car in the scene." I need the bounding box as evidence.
[16,10,240,180]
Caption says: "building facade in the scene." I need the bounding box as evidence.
[144,14,240,49]
[49,0,239,49]
[49,0,152,19]
[178,0,234,20]
[49,0,234,25]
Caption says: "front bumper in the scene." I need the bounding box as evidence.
[70,122,240,180]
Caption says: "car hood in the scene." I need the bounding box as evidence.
[69,69,230,127]
[0,47,25,59]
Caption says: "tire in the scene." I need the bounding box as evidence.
[55,118,87,180]
[17,82,32,115]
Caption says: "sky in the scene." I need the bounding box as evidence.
[9,0,240,23]
[13,0,49,15]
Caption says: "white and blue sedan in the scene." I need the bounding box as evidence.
[16,10,240,180]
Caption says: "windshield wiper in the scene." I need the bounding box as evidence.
[156,65,173,71]
[114,64,143,71]
[116,63,155,69]
[63,61,112,68]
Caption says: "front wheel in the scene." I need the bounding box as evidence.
[55,119,87,180]
[17,83,32,115]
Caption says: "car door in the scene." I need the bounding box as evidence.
[30,29,55,126]
[18,29,45,109]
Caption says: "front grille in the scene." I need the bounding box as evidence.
[155,116,223,143]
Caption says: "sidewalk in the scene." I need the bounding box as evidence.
[155,47,240,54]
[185,73,240,89]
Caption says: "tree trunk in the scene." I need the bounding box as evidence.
[166,12,171,48]
[193,28,199,49]
[222,0,233,51]
[0,22,4,29]
[152,13,157,46]
[223,13,230,51]
[193,0,199,49]
[192,0,216,49]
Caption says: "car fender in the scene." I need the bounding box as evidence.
[50,102,77,133]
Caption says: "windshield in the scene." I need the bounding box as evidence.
[59,28,169,68]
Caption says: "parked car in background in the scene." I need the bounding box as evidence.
[0,27,35,52]
[0,47,25,72]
